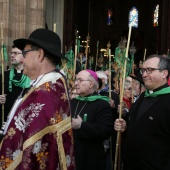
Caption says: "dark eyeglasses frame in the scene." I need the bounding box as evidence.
[140,68,162,74]
[22,49,37,58]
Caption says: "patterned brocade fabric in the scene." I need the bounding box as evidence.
[0,72,75,170]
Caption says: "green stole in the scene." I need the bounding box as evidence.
[144,86,170,97]
[76,95,110,103]
[9,67,30,92]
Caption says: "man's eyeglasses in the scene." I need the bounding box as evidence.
[22,49,37,58]
[10,52,22,55]
[140,68,162,74]
[74,79,92,83]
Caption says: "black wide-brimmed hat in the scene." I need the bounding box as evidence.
[129,73,144,85]
[13,28,68,60]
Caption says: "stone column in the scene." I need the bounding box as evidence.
[0,0,9,48]
[0,0,45,66]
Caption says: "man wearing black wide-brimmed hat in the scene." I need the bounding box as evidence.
[0,28,75,170]
[129,72,146,102]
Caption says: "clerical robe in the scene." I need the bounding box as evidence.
[0,72,75,170]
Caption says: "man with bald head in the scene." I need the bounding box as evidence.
[71,69,114,170]
[114,55,170,170]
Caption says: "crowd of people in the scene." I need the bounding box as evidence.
[0,28,170,170]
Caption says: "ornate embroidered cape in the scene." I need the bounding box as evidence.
[0,72,75,170]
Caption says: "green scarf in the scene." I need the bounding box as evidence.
[144,86,170,97]
[76,95,110,103]
[9,67,30,92]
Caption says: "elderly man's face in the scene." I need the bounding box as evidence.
[75,70,94,96]
[125,76,132,86]
[132,80,141,96]
[22,44,40,80]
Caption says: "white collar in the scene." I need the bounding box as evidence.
[30,75,44,87]
[149,90,153,94]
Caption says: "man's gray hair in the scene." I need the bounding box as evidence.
[96,71,108,85]
[88,74,99,91]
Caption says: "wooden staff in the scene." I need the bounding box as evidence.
[89,56,92,69]
[107,42,112,98]
[167,49,169,57]
[1,23,4,125]
[131,56,134,103]
[80,52,83,69]
[132,60,134,75]
[84,33,90,69]
[143,48,147,61]
[114,26,132,170]
[107,43,114,169]
[73,30,79,80]
[115,71,119,93]
[95,41,99,71]
[53,23,57,33]
[64,45,67,54]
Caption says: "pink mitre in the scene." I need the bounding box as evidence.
[86,69,98,82]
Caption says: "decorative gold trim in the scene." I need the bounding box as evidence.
[6,151,23,170]
[60,76,69,100]
[6,117,71,170]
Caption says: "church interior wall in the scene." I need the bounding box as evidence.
[73,0,163,64]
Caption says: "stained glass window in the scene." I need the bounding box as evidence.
[107,9,113,25]
[153,4,159,27]
[129,7,138,28]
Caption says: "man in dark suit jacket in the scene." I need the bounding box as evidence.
[0,45,30,141]
[114,54,170,170]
